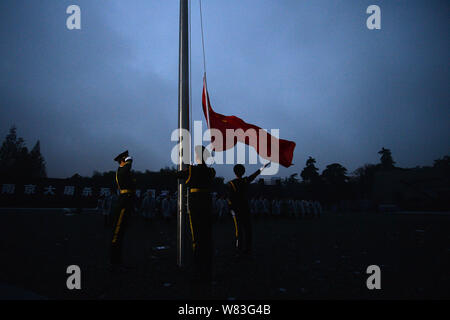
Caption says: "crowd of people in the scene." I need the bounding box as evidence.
[249,197,322,218]
[97,192,322,223]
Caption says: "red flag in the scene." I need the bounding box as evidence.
[202,75,296,167]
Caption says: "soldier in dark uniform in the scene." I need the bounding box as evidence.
[110,150,136,268]
[177,145,216,284]
[226,163,270,257]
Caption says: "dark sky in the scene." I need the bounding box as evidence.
[1,0,449,180]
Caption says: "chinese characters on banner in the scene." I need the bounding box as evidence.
[1,183,115,197]
[0,180,145,208]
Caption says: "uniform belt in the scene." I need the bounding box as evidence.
[190,188,209,193]
[120,189,134,194]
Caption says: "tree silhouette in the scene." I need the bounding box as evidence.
[0,126,47,180]
[69,173,83,180]
[300,156,319,183]
[283,173,299,186]
[29,140,47,178]
[288,173,299,183]
[353,163,378,198]
[322,163,348,185]
[378,147,396,169]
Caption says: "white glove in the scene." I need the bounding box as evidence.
[230,210,236,217]
[260,162,271,171]
[124,156,132,162]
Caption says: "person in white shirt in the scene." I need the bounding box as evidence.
[272,198,281,217]
[170,195,177,219]
[141,191,156,221]
[262,198,270,217]
[307,200,314,217]
[255,197,261,217]
[313,200,322,218]
[295,199,304,218]
[102,194,112,226]
[161,194,171,221]
[288,199,296,218]
[217,195,227,221]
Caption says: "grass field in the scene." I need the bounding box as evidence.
[0,210,449,299]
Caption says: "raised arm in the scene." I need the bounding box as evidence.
[247,162,271,183]
[122,157,133,173]
[247,169,262,184]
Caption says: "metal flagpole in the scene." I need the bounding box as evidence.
[177,0,190,267]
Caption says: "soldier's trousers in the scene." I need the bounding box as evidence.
[188,192,213,283]
[235,209,252,254]
[110,194,134,265]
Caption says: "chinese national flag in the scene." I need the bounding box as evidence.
[202,75,296,167]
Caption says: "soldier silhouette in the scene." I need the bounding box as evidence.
[176,145,216,284]
[110,150,136,270]
[227,162,270,257]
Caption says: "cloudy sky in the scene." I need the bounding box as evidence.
[0,0,448,180]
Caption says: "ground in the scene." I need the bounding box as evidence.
[0,210,449,300]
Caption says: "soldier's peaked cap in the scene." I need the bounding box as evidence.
[114,150,129,162]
